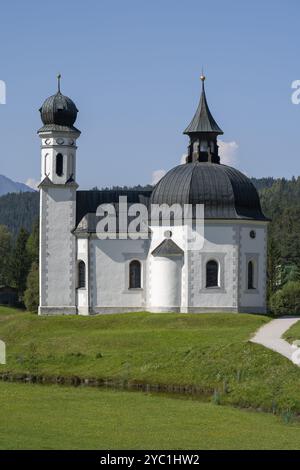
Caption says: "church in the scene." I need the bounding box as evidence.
[38,75,268,315]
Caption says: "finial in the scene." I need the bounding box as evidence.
[200,67,206,81]
[57,73,61,93]
[200,69,206,91]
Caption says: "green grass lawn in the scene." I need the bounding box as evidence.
[284,319,300,344]
[1,307,300,413]
[1,381,300,450]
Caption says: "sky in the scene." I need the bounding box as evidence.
[0,0,299,189]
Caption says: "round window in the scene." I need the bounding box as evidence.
[250,230,256,239]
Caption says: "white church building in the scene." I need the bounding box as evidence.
[38,76,269,315]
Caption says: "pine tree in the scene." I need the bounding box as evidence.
[10,227,30,298]
[26,219,39,264]
[0,225,12,286]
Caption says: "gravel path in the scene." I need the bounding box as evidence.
[251,317,300,361]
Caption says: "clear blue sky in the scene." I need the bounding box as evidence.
[0,0,299,189]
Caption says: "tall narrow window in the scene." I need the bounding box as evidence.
[78,261,86,289]
[56,153,63,176]
[129,260,141,289]
[206,260,219,288]
[248,261,254,289]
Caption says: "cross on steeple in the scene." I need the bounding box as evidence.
[57,73,61,93]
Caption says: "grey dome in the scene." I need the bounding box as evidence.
[39,91,78,129]
[150,162,267,220]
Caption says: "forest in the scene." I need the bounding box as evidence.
[0,176,299,312]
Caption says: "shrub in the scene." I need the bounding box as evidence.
[282,409,294,425]
[24,262,39,313]
[270,281,300,316]
[212,389,221,405]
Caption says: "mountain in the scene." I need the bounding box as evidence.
[0,174,35,197]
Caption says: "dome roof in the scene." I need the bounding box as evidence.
[39,91,78,131]
[150,162,267,220]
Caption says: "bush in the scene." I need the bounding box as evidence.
[270,281,300,316]
[24,262,39,313]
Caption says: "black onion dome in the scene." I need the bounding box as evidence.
[150,162,268,220]
[39,91,79,132]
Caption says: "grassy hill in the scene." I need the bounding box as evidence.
[1,308,300,415]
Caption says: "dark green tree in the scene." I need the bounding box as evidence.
[281,264,300,285]
[267,237,281,299]
[0,192,39,238]
[26,219,39,264]
[24,262,39,312]
[270,281,300,316]
[0,225,12,286]
[10,227,30,298]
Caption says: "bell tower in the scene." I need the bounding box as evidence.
[39,75,80,184]
[184,75,223,164]
[38,76,80,315]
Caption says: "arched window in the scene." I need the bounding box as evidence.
[78,261,86,289]
[206,260,219,288]
[56,153,63,176]
[129,260,141,289]
[248,261,254,289]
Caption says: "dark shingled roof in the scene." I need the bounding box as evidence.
[150,162,268,221]
[184,82,223,135]
[76,190,151,226]
[39,91,79,133]
[152,239,184,257]
[75,163,268,227]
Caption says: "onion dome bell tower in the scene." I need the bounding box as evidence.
[38,76,80,316]
[38,74,80,185]
[184,75,223,164]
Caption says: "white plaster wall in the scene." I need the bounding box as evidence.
[188,224,238,309]
[77,237,89,315]
[149,225,187,253]
[39,186,76,313]
[147,225,185,311]
[150,256,183,309]
[239,224,267,310]
[90,238,148,311]
[40,133,78,184]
